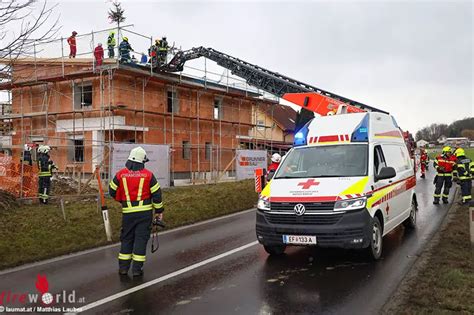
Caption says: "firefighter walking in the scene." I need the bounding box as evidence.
[37,145,55,204]
[420,148,429,179]
[433,146,457,204]
[454,148,473,205]
[109,147,164,277]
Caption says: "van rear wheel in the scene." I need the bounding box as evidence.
[366,216,383,260]
[263,245,286,256]
[403,199,417,229]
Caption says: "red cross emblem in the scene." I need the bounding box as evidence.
[297,179,320,189]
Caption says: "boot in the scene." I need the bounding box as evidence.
[132,261,144,277]
[118,269,128,276]
[442,198,449,204]
[433,198,440,205]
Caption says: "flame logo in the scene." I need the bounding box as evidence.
[35,274,49,294]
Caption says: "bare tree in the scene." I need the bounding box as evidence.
[0,1,59,75]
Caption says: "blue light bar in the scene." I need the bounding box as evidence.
[351,113,370,142]
[293,122,311,146]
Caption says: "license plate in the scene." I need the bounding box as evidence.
[282,235,317,245]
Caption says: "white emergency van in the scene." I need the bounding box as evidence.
[256,112,417,259]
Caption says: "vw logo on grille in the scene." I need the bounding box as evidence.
[294,203,306,216]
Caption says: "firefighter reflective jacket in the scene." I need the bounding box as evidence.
[433,154,457,176]
[109,167,163,214]
[107,34,116,47]
[455,155,473,180]
[37,154,55,177]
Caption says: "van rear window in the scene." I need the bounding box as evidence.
[275,144,368,179]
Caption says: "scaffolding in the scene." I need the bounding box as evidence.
[0,26,288,197]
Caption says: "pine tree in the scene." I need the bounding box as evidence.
[108,1,126,25]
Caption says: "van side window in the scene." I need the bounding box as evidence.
[374,146,387,175]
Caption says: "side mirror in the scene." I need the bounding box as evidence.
[375,166,396,181]
[267,171,275,180]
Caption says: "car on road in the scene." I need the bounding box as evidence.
[256,112,417,259]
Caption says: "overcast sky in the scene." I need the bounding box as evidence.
[39,0,473,132]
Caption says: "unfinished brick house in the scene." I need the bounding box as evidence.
[1,56,291,182]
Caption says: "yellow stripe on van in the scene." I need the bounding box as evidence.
[260,180,271,198]
[340,176,369,195]
[367,186,395,209]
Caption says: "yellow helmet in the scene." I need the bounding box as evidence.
[455,148,465,157]
[123,37,128,41]
[442,146,452,153]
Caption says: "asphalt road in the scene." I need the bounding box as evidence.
[0,170,455,315]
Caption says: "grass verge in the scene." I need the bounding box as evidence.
[0,180,257,270]
[391,189,474,314]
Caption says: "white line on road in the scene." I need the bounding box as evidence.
[69,241,259,314]
[0,208,256,276]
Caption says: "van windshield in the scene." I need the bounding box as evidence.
[275,144,368,179]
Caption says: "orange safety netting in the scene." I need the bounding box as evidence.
[0,153,38,198]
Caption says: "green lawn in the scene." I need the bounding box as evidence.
[427,147,474,160]
[0,180,258,270]
[395,190,474,314]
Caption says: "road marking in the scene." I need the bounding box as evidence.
[69,241,259,314]
[0,208,256,276]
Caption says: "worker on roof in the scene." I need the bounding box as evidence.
[419,148,429,179]
[37,145,56,205]
[67,31,78,58]
[454,148,473,205]
[107,31,116,58]
[158,36,169,65]
[119,37,134,64]
[109,147,164,277]
[149,39,160,67]
[433,146,457,204]
[94,43,104,69]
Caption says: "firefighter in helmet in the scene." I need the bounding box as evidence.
[419,148,429,179]
[433,146,457,204]
[267,153,282,180]
[109,147,164,277]
[37,145,56,204]
[453,148,473,205]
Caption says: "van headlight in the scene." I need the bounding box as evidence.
[334,197,367,211]
[257,196,270,211]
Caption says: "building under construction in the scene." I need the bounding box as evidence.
[0,27,295,191]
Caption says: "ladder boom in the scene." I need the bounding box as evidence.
[162,46,388,114]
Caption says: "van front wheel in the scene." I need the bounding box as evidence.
[403,199,417,230]
[366,216,383,260]
[263,245,286,256]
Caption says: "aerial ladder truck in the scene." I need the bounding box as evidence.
[154,46,415,154]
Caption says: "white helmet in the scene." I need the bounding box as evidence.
[128,146,149,163]
[271,153,282,163]
[24,144,31,151]
[38,145,51,154]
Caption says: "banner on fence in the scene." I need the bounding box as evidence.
[111,144,171,188]
[235,150,267,180]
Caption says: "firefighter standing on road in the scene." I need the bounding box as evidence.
[37,145,56,204]
[420,148,428,179]
[109,147,164,277]
[454,148,473,205]
[433,146,457,204]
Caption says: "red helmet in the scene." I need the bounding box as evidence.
[72,31,78,35]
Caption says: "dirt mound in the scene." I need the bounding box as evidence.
[0,189,18,211]
[51,175,98,195]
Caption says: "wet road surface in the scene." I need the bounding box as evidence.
[0,171,455,314]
